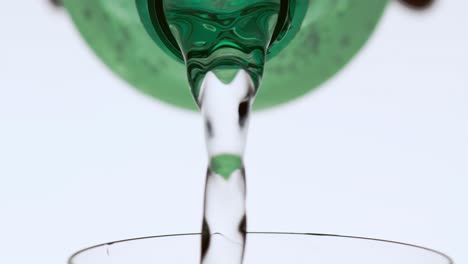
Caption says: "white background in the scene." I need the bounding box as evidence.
[0,1,466,263]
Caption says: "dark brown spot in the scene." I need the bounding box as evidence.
[49,0,62,7]
[398,0,434,10]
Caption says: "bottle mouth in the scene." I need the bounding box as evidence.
[137,0,308,63]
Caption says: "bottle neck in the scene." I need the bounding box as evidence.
[137,0,308,64]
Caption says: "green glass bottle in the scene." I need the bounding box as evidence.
[64,0,388,110]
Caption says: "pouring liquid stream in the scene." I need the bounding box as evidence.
[163,0,282,263]
[199,71,254,264]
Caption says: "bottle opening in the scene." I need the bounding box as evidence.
[136,0,308,63]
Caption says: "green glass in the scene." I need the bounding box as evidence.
[64,0,388,110]
[153,0,287,99]
[210,154,243,180]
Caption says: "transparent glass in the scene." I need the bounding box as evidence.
[69,232,453,264]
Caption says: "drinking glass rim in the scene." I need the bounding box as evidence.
[68,231,453,263]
